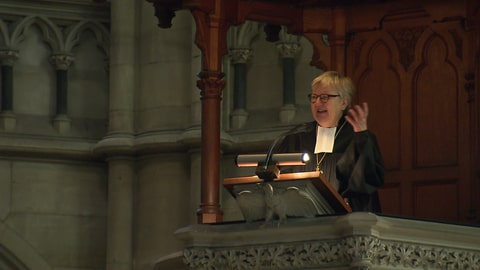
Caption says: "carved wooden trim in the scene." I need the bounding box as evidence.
[381,7,430,27]
[350,38,365,73]
[150,2,179,28]
[448,28,464,60]
[197,71,226,99]
[388,27,426,70]
[465,72,475,103]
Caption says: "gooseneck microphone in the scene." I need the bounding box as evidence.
[257,122,309,180]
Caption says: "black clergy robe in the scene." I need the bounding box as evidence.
[276,117,385,212]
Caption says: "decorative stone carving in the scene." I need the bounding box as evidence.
[49,53,75,70]
[276,43,301,59]
[0,50,19,66]
[182,235,480,269]
[229,48,253,64]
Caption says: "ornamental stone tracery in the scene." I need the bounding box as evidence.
[182,235,480,270]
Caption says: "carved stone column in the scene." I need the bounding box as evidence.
[0,50,19,131]
[276,38,301,124]
[50,53,74,134]
[95,0,136,269]
[229,48,252,129]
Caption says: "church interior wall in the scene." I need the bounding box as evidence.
[1,158,107,269]
[137,9,199,132]
[0,0,323,266]
[134,153,191,270]
[7,0,476,269]
[0,1,111,269]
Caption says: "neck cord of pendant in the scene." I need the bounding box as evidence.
[315,120,347,172]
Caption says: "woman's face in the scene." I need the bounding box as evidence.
[310,83,348,127]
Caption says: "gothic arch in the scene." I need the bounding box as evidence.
[64,20,110,58]
[227,21,261,49]
[412,31,460,168]
[10,16,62,52]
[348,35,403,171]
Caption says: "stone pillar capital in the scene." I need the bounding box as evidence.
[229,48,253,64]
[50,53,75,70]
[0,50,19,66]
[276,42,301,58]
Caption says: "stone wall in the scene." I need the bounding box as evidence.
[0,0,327,269]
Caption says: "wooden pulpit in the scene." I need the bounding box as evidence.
[224,171,352,223]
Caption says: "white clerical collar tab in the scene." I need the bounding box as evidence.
[314,126,336,153]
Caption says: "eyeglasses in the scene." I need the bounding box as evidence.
[308,93,341,103]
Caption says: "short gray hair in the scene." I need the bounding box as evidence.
[311,71,354,109]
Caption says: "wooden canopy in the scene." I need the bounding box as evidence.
[145,0,480,224]
[144,0,362,223]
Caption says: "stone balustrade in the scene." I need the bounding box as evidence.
[154,212,480,270]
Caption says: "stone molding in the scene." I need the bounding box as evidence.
[0,0,109,23]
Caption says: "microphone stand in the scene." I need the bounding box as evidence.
[255,123,307,181]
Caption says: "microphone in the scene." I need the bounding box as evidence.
[256,122,309,180]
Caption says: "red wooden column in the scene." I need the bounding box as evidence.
[190,4,231,223]
[147,0,234,224]
[196,71,225,223]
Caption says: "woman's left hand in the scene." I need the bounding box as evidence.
[345,102,368,132]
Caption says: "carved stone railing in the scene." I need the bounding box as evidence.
[154,212,480,270]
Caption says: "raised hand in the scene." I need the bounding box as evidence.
[345,102,369,132]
